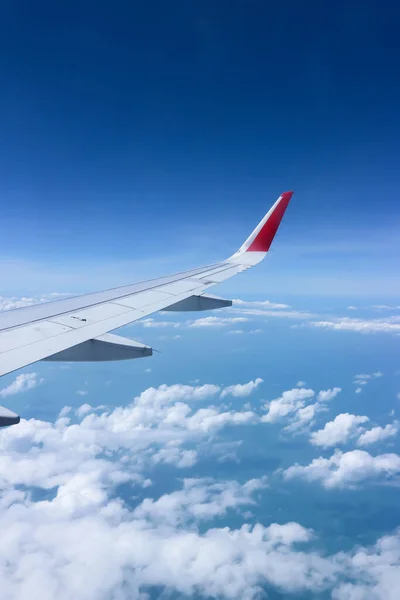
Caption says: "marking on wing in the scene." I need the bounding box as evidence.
[0,280,214,376]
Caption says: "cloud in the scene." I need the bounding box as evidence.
[58,406,72,418]
[0,292,70,311]
[76,390,88,396]
[0,382,260,491]
[332,528,400,600]
[75,403,93,418]
[3,378,400,598]
[357,423,399,447]
[284,403,322,433]
[0,476,336,600]
[140,317,181,328]
[133,476,268,527]
[310,414,369,448]
[371,304,400,310]
[310,317,400,334]
[296,380,306,387]
[140,316,250,330]
[262,388,315,423]
[284,449,400,488]
[317,387,342,402]
[188,316,249,328]
[352,371,383,392]
[233,307,316,319]
[233,299,291,309]
[220,378,263,399]
[0,372,44,399]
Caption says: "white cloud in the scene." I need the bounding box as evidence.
[140,317,181,328]
[139,316,250,330]
[75,403,93,418]
[133,476,268,527]
[262,388,315,423]
[310,414,369,448]
[284,449,400,488]
[332,528,400,600]
[357,423,399,447]
[4,378,400,598]
[296,380,306,387]
[0,382,259,491]
[284,403,323,433]
[353,371,383,392]
[188,316,249,328]
[0,476,336,600]
[0,372,44,398]
[311,317,400,334]
[76,390,88,396]
[233,307,315,319]
[0,292,71,311]
[317,387,342,402]
[371,304,400,310]
[221,378,263,399]
[58,406,72,418]
[233,299,291,309]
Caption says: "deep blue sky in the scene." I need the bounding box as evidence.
[0,0,399,294]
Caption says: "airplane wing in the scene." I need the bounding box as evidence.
[0,191,293,426]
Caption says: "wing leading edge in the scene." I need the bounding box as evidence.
[0,191,293,425]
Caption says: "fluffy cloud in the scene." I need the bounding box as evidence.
[262,385,343,431]
[284,449,400,488]
[133,476,268,527]
[0,478,336,600]
[284,403,323,433]
[0,382,257,490]
[75,403,93,417]
[2,378,400,598]
[317,387,342,402]
[332,528,400,600]
[357,422,399,447]
[0,376,337,600]
[310,413,369,448]
[220,378,263,399]
[261,388,315,423]
[0,372,44,398]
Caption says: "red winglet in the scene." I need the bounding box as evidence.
[246,191,293,252]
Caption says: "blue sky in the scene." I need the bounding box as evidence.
[0,0,399,296]
[1,2,400,600]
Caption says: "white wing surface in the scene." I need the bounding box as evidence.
[0,191,293,425]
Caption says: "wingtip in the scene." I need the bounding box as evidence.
[245,190,294,253]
